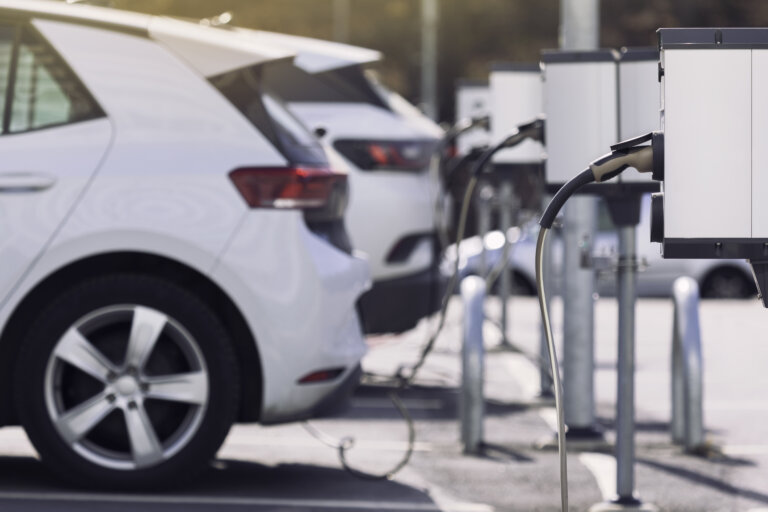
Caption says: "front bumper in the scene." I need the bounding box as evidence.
[358,263,447,335]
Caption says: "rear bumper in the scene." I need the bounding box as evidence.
[358,264,446,334]
[310,364,363,418]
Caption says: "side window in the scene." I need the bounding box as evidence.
[1,23,102,135]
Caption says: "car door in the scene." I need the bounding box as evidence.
[0,21,111,303]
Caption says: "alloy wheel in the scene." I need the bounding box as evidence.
[43,305,209,471]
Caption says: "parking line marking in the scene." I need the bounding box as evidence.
[722,444,768,456]
[0,491,492,511]
[579,452,616,501]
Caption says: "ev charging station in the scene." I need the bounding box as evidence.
[541,49,616,442]
[488,62,549,379]
[654,28,768,305]
[455,79,492,156]
[489,63,545,212]
[487,63,545,346]
[542,48,661,511]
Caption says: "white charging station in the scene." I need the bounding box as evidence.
[455,79,492,155]
[654,28,768,305]
[487,63,545,212]
[656,28,767,254]
[541,48,662,511]
[542,50,618,190]
[489,63,544,164]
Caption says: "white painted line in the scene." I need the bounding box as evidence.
[0,491,492,511]
[722,444,768,456]
[705,401,768,412]
[579,452,616,501]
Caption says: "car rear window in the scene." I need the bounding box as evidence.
[262,60,389,109]
[210,64,328,167]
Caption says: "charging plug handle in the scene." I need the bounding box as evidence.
[590,145,654,183]
[502,116,546,148]
[470,116,546,178]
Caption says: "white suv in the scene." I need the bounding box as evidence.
[246,31,446,334]
[0,0,369,487]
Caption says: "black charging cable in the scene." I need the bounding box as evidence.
[536,138,655,512]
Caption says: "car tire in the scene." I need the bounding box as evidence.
[700,267,756,299]
[15,274,239,489]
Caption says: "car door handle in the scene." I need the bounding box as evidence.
[0,172,57,192]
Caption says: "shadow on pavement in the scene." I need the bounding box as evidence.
[638,457,768,506]
[596,417,672,433]
[0,456,440,511]
[340,382,535,422]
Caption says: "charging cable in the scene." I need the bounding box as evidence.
[536,137,655,511]
[401,116,546,385]
[432,116,491,249]
[304,118,547,482]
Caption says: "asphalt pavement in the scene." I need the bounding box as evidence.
[0,296,765,511]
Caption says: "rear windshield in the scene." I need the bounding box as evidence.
[210,65,328,167]
[262,61,390,109]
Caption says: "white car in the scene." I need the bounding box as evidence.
[0,0,369,488]
[450,195,756,298]
[242,31,445,334]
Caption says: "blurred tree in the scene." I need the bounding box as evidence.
[111,0,768,123]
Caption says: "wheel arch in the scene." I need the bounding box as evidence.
[0,251,263,426]
[699,263,757,298]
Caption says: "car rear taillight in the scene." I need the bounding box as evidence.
[333,139,438,172]
[229,167,346,209]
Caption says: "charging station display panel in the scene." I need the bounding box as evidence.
[542,50,618,190]
[489,63,543,164]
[658,29,766,258]
[455,80,491,155]
[618,48,661,188]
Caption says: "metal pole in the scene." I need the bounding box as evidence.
[460,276,485,454]
[559,0,602,439]
[562,197,600,435]
[420,0,438,121]
[615,225,638,502]
[559,0,599,49]
[498,180,514,345]
[332,0,351,43]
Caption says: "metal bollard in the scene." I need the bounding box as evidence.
[460,275,485,454]
[476,182,494,277]
[671,276,705,452]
